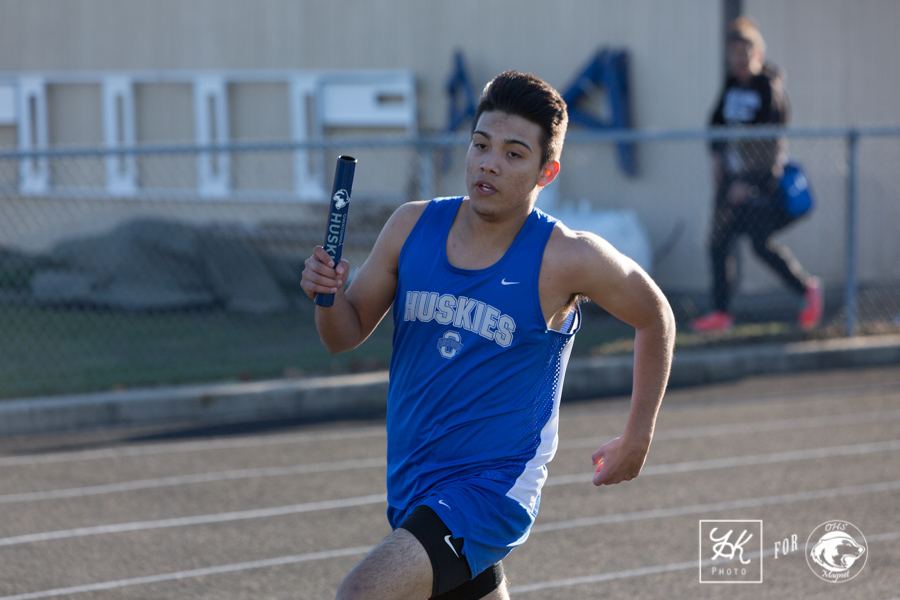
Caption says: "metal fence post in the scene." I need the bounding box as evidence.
[418,141,435,202]
[844,129,859,337]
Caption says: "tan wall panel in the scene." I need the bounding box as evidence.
[0,0,897,291]
[0,0,722,129]
[746,0,900,127]
[744,0,900,286]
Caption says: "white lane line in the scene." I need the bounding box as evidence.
[0,410,900,504]
[0,426,385,467]
[547,439,900,486]
[510,531,900,594]
[531,480,900,534]
[561,382,900,421]
[1,441,896,547]
[2,495,897,600]
[3,403,897,469]
[4,408,896,501]
[559,408,900,450]
[513,560,698,593]
[3,393,898,468]
[0,457,386,504]
[9,437,892,506]
[0,493,386,547]
[0,546,373,600]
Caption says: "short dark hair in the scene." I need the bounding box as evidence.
[473,71,568,166]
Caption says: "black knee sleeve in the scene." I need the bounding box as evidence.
[398,504,504,599]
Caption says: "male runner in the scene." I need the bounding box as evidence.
[301,71,675,600]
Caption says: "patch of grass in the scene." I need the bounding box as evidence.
[0,302,641,399]
[0,304,394,399]
[1,300,891,400]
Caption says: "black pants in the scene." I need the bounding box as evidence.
[709,199,808,313]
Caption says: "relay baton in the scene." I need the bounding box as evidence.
[315,155,357,307]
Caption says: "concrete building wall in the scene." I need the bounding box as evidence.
[0,0,723,131]
[0,0,897,291]
[744,0,900,286]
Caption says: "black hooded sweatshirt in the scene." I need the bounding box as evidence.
[709,63,790,195]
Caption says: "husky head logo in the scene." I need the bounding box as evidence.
[810,531,866,573]
[437,330,463,359]
[333,189,350,210]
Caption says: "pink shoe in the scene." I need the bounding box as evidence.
[690,310,734,333]
[799,277,823,330]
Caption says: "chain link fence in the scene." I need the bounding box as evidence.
[558,127,900,338]
[0,128,897,399]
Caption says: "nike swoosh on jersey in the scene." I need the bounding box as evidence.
[501,279,520,285]
[444,535,461,559]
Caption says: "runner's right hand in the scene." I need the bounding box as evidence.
[300,246,350,301]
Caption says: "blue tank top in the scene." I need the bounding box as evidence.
[387,197,580,515]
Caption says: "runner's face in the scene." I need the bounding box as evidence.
[466,111,555,221]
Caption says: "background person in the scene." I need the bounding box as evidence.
[691,16,822,333]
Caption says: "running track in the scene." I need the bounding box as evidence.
[1,366,898,599]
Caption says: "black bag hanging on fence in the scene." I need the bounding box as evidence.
[780,161,815,218]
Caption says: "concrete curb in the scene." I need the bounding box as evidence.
[563,334,900,399]
[1,335,898,437]
[0,372,389,437]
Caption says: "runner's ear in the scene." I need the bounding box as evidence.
[538,161,560,187]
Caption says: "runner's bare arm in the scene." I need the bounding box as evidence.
[301,201,427,354]
[543,226,676,485]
